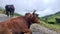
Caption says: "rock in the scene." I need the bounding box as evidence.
[30,23,58,34]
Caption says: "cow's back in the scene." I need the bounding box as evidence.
[10,16,29,32]
[0,16,29,33]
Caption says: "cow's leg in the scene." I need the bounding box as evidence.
[10,11,14,17]
[6,11,9,16]
[12,11,14,17]
[23,29,32,34]
[21,32,24,34]
[6,29,12,34]
[9,11,11,17]
[12,32,18,34]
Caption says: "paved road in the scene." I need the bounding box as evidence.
[0,14,59,34]
[0,14,11,22]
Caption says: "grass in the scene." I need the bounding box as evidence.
[14,13,21,16]
[40,21,60,32]
[0,7,21,16]
[0,11,4,14]
[41,15,60,32]
[0,11,21,16]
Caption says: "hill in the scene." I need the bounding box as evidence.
[41,11,60,23]
[42,11,60,18]
[40,11,60,32]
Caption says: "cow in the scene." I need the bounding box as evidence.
[0,11,40,34]
[5,5,15,17]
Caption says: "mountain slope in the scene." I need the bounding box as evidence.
[41,11,60,22]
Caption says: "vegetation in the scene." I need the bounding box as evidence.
[14,13,21,16]
[0,7,21,16]
[40,11,60,32]
[0,7,60,32]
[40,21,60,32]
[0,7,5,14]
[41,11,60,24]
[0,7,4,11]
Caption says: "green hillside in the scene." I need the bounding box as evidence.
[40,11,60,32]
[41,11,60,23]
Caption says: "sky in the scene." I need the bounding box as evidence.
[0,0,60,17]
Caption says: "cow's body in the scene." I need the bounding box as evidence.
[5,5,15,17]
[0,16,31,34]
[0,11,40,34]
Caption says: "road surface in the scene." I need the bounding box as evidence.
[0,14,60,34]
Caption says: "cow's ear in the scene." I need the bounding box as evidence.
[25,13,30,16]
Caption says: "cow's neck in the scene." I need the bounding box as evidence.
[24,16,32,28]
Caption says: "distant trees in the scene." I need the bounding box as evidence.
[0,7,4,11]
[0,7,5,14]
[55,18,60,23]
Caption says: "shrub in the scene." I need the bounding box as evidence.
[55,18,60,23]
[48,22,55,24]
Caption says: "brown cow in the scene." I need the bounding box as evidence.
[0,11,40,34]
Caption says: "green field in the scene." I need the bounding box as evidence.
[40,11,60,32]
[40,21,60,32]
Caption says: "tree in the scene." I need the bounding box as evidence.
[0,7,4,11]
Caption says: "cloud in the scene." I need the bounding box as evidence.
[35,8,52,17]
[35,7,60,17]
[0,0,60,17]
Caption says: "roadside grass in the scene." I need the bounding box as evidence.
[40,13,60,33]
[40,21,60,32]
[0,11,4,14]
[0,7,21,16]
[14,13,21,16]
[0,11,21,16]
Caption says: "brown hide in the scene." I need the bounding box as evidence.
[0,16,31,34]
[0,12,40,34]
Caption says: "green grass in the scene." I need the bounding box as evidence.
[0,7,4,11]
[14,13,21,16]
[0,11,4,13]
[0,7,21,16]
[40,21,60,32]
[38,11,60,32]
[0,11,21,16]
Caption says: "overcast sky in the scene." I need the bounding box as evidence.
[0,0,60,17]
